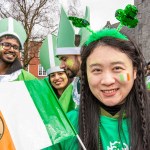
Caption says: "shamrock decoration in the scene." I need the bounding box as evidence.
[68,16,90,28]
[115,4,138,29]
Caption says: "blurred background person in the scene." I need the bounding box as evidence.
[40,34,75,113]
[55,7,91,106]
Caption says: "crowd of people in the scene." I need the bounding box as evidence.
[0,4,150,150]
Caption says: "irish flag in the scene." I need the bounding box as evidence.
[0,79,76,150]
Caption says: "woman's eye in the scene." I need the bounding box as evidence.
[92,68,102,73]
[113,66,123,71]
[50,74,54,78]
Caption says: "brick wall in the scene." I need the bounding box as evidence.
[28,41,47,79]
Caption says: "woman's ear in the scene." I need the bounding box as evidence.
[133,67,137,80]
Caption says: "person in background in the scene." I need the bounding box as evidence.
[55,6,91,106]
[0,17,36,82]
[145,61,150,91]
[49,71,70,98]
[40,34,75,113]
[145,61,150,76]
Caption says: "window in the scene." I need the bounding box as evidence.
[38,64,47,76]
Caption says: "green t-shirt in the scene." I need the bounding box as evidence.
[47,109,129,150]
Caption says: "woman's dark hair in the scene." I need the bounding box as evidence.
[79,36,150,150]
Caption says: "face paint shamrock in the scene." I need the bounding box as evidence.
[66,58,74,68]
[0,45,2,50]
[115,4,138,30]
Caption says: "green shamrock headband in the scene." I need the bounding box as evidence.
[69,4,138,46]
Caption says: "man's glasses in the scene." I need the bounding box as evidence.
[0,42,20,51]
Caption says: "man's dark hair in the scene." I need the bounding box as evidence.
[0,34,22,50]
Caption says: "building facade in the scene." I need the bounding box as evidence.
[27,41,47,79]
[135,0,150,62]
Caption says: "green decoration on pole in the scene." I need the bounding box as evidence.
[68,17,90,28]
[115,4,138,31]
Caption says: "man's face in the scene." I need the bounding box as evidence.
[59,55,81,78]
[0,38,20,64]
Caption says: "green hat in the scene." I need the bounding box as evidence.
[0,17,27,50]
[40,34,64,75]
[79,6,91,46]
[56,6,91,56]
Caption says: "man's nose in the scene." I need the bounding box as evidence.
[9,46,16,52]
[60,61,65,69]
[54,74,60,80]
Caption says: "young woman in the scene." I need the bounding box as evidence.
[49,28,150,150]
[49,71,71,98]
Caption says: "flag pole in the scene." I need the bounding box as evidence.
[76,134,87,150]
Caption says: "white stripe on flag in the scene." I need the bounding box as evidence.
[0,81,51,149]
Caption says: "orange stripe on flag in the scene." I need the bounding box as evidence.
[0,112,15,150]
[127,73,130,81]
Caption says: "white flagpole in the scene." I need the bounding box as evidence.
[76,134,87,150]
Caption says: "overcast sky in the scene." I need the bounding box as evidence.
[63,0,134,30]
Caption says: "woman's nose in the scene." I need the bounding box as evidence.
[100,72,116,85]
[54,74,60,80]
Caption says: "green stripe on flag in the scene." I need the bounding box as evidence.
[120,74,124,82]
[0,81,51,149]
[59,83,76,113]
[25,78,77,145]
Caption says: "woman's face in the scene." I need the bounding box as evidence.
[86,45,137,106]
[50,71,69,90]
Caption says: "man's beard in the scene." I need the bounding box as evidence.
[65,69,77,78]
[1,56,15,64]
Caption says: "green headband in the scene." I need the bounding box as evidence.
[69,4,138,46]
[85,28,128,46]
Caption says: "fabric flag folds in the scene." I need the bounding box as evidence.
[0,79,76,150]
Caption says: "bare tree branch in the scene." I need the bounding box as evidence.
[0,0,83,69]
